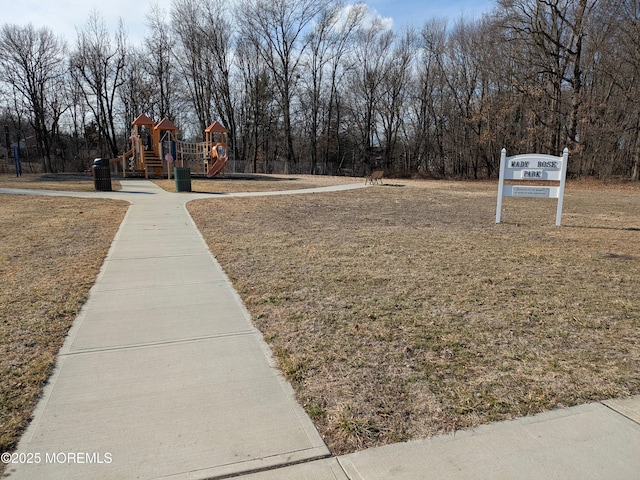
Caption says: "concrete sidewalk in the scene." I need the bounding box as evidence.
[3,179,640,479]
[244,397,640,479]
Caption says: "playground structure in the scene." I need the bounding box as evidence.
[112,114,229,179]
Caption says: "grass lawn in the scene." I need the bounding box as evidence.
[188,179,640,455]
[0,193,127,469]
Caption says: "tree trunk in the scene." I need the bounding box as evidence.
[632,113,640,181]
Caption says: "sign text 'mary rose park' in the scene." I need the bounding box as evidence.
[496,148,569,226]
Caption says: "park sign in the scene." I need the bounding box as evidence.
[496,148,569,226]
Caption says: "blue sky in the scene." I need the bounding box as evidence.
[2,0,496,44]
[368,0,495,30]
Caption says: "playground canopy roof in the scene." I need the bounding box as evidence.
[132,113,155,126]
[205,121,228,133]
[154,118,178,131]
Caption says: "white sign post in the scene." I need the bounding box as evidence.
[496,148,569,226]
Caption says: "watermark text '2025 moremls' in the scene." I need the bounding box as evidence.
[2,451,113,465]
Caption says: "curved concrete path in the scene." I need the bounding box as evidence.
[2,179,640,479]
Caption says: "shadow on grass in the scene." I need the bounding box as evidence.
[38,173,93,181]
[562,224,640,232]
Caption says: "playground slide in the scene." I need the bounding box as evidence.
[206,144,228,178]
[206,155,228,178]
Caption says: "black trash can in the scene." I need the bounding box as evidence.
[174,167,192,192]
[93,158,112,191]
[93,158,110,168]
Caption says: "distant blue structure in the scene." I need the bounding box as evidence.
[13,145,22,177]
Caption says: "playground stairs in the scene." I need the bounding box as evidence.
[144,155,164,178]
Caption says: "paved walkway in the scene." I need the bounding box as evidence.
[2,179,640,479]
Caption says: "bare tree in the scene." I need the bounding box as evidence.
[301,3,342,174]
[378,28,416,174]
[302,2,366,174]
[70,12,128,158]
[145,4,176,121]
[0,24,67,172]
[235,36,277,172]
[497,0,598,155]
[198,0,238,159]
[345,18,394,173]
[612,0,640,180]
[65,74,94,171]
[171,0,216,135]
[237,0,324,171]
[441,18,495,177]
[119,47,157,127]
[170,0,236,150]
[414,18,448,176]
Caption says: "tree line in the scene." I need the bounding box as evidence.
[0,0,638,180]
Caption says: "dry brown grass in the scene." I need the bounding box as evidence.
[152,173,360,193]
[0,173,121,192]
[188,180,640,455]
[0,194,127,467]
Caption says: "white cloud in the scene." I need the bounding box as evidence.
[337,3,394,32]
